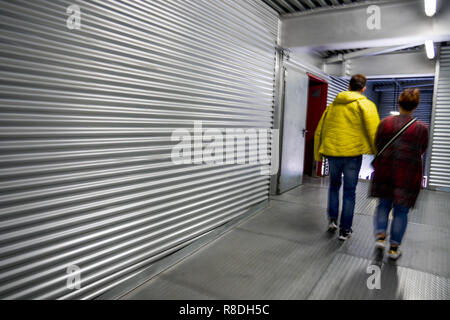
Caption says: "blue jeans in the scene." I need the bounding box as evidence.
[327,156,362,231]
[374,198,410,245]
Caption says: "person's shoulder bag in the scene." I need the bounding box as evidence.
[371,117,417,166]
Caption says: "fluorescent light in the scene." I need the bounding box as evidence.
[425,40,435,59]
[424,0,437,17]
[390,111,400,116]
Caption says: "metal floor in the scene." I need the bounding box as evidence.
[122,177,450,300]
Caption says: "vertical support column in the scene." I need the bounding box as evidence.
[270,48,285,195]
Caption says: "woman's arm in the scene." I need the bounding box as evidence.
[420,126,429,155]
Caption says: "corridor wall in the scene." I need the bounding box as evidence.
[0,0,278,299]
[429,46,450,191]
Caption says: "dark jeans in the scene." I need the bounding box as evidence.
[327,155,362,231]
[374,198,410,245]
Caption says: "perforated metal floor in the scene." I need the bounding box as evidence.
[122,177,450,300]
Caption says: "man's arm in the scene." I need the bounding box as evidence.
[360,100,380,155]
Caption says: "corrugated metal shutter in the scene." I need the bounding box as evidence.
[429,46,450,190]
[0,0,278,299]
[378,88,433,126]
[363,82,379,107]
[327,76,349,106]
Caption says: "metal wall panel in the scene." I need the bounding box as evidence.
[0,0,278,299]
[378,88,433,126]
[327,76,350,106]
[429,46,450,190]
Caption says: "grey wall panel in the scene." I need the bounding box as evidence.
[327,76,349,106]
[429,46,450,190]
[364,82,380,108]
[0,0,278,299]
[377,88,433,126]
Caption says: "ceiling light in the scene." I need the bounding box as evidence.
[425,40,435,59]
[424,0,437,17]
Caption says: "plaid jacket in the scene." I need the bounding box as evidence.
[370,115,429,208]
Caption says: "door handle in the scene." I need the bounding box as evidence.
[302,129,308,137]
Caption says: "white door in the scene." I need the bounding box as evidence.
[278,67,309,193]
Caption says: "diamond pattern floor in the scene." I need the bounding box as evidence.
[123,177,450,300]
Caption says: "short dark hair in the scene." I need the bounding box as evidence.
[399,88,420,111]
[349,74,367,91]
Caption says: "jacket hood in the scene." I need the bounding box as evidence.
[333,91,366,104]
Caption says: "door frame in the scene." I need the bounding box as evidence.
[270,52,330,195]
[306,73,329,177]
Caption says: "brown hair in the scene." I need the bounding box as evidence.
[349,74,367,91]
[399,88,420,111]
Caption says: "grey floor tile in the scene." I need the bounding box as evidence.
[409,190,450,229]
[157,228,340,300]
[122,276,219,300]
[308,253,450,300]
[339,214,450,278]
[122,177,450,300]
[274,183,333,206]
[239,200,334,246]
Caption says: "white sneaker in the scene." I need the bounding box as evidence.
[328,220,338,233]
[389,247,402,260]
[375,239,386,249]
[338,229,352,241]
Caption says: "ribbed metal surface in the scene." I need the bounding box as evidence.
[0,0,278,299]
[262,0,370,16]
[327,76,350,106]
[429,46,450,190]
[378,90,433,126]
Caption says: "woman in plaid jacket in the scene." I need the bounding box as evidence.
[370,88,429,260]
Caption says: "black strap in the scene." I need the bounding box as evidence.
[373,118,417,163]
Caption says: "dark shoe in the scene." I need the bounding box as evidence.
[328,219,338,233]
[339,229,352,241]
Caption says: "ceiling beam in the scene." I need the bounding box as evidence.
[277,0,297,13]
[302,0,317,9]
[281,0,450,50]
[324,43,425,63]
[263,0,286,14]
[328,0,341,5]
[324,49,436,78]
[316,0,329,6]
[290,0,307,11]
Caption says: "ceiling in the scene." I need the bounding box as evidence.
[261,0,385,58]
[319,48,366,59]
[262,0,376,16]
[262,1,447,61]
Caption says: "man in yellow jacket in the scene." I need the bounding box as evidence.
[314,74,380,240]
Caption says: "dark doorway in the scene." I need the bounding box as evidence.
[304,74,328,177]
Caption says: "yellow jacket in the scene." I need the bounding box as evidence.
[314,91,380,161]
